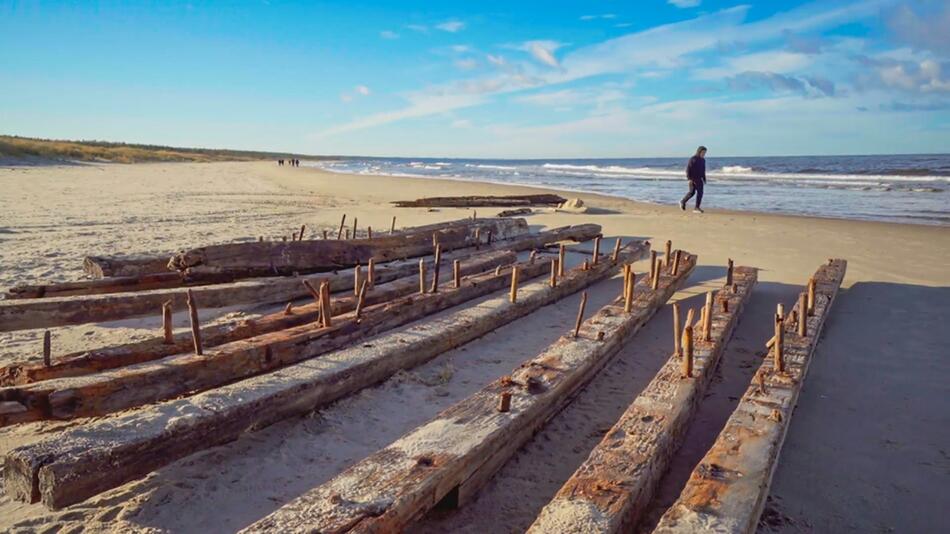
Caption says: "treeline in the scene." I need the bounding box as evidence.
[0,135,326,164]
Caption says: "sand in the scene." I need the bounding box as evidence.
[0,161,947,533]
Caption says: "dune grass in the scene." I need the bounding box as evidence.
[0,135,319,164]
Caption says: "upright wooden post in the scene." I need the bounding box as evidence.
[684,308,696,330]
[322,230,328,240]
[299,224,306,241]
[185,289,203,356]
[284,302,294,315]
[672,302,682,357]
[611,238,622,262]
[703,291,713,341]
[472,210,477,221]
[292,232,298,241]
[344,229,350,240]
[549,259,557,288]
[529,250,538,264]
[453,259,461,289]
[320,281,332,327]
[727,258,734,286]
[622,264,630,299]
[355,280,369,319]
[487,230,493,245]
[162,301,174,344]
[337,214,346,240]
[774,307,785,373]
[474,228,481,250]
[367,226,373,240]
[352,217,358,239]
[43,330,51,367]
[367,258,375,289]
[353,264,362,297]
[390,216,396,234]
[419,259,427,294]
[682,325,694,377]
[807,278,816,316]
[798,292,807,337]
[498,391,511,412]
[624,270,635,313]
[509,266,519,303]
[573,292,588,338]
[592,236,601,265]
[672,250,681,276]
[649,250,657,282]
[430,244,442,293]
[651,256,661,290]
[664,240,672,270]
[558,244,566,277]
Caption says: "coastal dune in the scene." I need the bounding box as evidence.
[0,161,947,532]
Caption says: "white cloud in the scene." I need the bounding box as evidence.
[668,0,701,7]
[520,40,562,68]
[319,93,484,136]
[486,54,507,66]
[436,20,465,33]
[407,24,428,33]
[454,58,478,70]
[380,30,399,39]
[355,85,371,96]
[693,50,813,80]
[580,14,616,21]
[451,119,472,128]
[451,45,471,53]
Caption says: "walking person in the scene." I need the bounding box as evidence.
[679,146,707,213]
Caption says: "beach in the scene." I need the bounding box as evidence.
[1,160,948,533]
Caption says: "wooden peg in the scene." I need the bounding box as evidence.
[549,259,557,288]
[509,266,519,303]
[672,250,681,276]
[774,311,785,373]
[582,259,589,271]
[284,302,294,315]
[430,244,442,293]
[672,302,682,356]
[367,226,373,240]
[732,282,738,293]
[282,236,287,242]
[292,232,298,241]
[558,244,566,277]
[720,296,729,313]
[573,291,588,338]
[299,224,306,241]
[649,250,657,281]
[651,256,661,290]
[703,291,713,341]
[495,265,502,276]
[352,217,358,239]
[472,210,477,221]
[592,236,601,265]
[664,240,672,270]
[798,292,807,337]
[367,258,375,289]
[419,259,427,294]
[390,215,396,234]
[302,279,321,305]
[337,214,346,240]
[355,280,369,319]
[684,307,696,330]
[807,277,816,316]
[185,289,203,356]
[453,259,461,289]
[322,230,328,240]
[777,303,785,321]
[611,238,622,262]
[726,258,734,286]
[621,264,630,300]
[344,228,350,240]
[353,264,362,297]
[624,269,635,313]
[43,330,51,367]
[474,227,481,250]
[258,236,263,242]
[529,250,538,264]
[487,230,493,245]
[498,391,511,412]
[320,281,332,327]
[162,301,173,344]
[682,325,693,378]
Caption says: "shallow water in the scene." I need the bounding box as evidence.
[305,154,950,226]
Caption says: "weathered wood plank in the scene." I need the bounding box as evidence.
[239,252,697,533]
[82,254,172,279]
[653,259,846,534]
[392,194,566,208]
[0,250,516,386]
[2,242,650,510]
[3,246,628,425]
[167,219,528,276]
[0,224,601,332]
[528,267,758,533]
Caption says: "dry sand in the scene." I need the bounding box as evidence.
[0,161,947,533]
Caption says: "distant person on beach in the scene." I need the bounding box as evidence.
[679,146,707,213]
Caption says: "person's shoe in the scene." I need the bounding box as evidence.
[679,200,686,211]
[693,208,704,214]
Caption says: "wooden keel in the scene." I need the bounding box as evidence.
[237,251,696,534]
[392,194,566,208]
[527,266,757,533]
[2,242,650,510]
[653,259,846,534]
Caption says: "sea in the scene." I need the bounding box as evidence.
[304,154,950,226]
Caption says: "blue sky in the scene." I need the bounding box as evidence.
[1,0,948,157]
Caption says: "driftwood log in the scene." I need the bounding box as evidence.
[1,251,574,426]
[167,218,528,277]
[0,224,601,332]
[9,218,528,300]
[528,266,758,533]
[392,194,565,208]
[241,252,697,533]
[2,241,650,509]
[0,250,516,386]
[653,259,846,534]
[496,208,533,217]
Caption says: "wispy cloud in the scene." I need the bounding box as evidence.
[340,85,372,102]
[436,20,465,33]
[380,30,399,40]
[407,24,428,33]
[579,14,616,21]
[668,0,701,8]
[519,40,562,68]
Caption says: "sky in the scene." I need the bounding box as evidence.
[1,0,949,158]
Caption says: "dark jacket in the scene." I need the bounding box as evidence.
[686,156,706,184]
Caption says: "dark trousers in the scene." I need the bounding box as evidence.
[681,180,704,209]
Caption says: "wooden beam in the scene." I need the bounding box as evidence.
[2,242,651,510]
[528,266,757,533]
[81,254,172,279]
[0,251,517,386]
[0,223,602,333]
[653,260,846,534]
[238,250,695,533]
[392,194,565,208]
